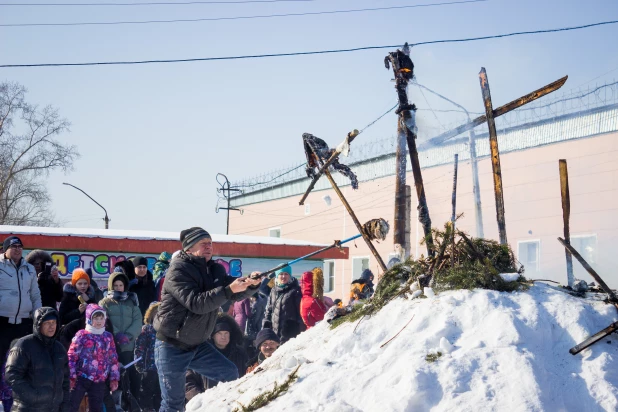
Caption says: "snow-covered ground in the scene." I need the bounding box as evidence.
[189,284,618,412]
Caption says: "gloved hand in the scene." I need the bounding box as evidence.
[115,333,130,346]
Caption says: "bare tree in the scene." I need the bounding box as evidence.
[0,82,78,226]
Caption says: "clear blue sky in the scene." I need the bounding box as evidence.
[1,0,617,235]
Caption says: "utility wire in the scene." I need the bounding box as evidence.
[0,0,486,27]
[2,19,617,68]
[0,0,314,5]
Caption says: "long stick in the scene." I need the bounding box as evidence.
[323,169,388,272]
[380,314,415,348]
[251,234,362,280]
[479,68,507,245]
[557,237,617,301]
[559,159,574,287]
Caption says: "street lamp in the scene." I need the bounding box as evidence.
[62,182,110,229]
[413,82,485,238]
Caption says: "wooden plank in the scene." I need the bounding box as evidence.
[559,159,575,287]
[479,68,507,245]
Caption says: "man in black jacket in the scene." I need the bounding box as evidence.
[5,307,70,412]
[154,227,260,412]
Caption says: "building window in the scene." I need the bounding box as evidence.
[352,257,370,281]
[324,260,335,293]
[518,240,540,273]
[269,227,281,238]
[304,203,311,215]
[570,234,597,277]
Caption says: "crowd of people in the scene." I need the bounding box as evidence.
[0,228,376,412]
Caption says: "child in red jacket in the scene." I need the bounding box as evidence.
[300,268,333,329]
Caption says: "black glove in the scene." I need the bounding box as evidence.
[262,320,273,330]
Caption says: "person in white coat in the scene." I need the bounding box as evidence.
[0,236,42,371]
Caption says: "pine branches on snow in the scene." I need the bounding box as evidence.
[233,365,301,412]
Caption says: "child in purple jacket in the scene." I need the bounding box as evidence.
[67,304,120,412]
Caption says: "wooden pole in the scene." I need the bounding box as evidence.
[386,44,434,257]
[323,169,388,273]
[403,110,435,257]
[479,68,507,245]
[393,122,408,250]
[451,154,458,266]
[559,159,575,287]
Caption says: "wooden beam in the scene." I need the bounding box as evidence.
[559,159,575,287]
[479,68,507,245]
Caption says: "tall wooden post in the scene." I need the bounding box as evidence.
[479,68,507,245]
[393,124,408,250]
[385,44,434,257]
[559,159,575,287]
[451,154,459,266]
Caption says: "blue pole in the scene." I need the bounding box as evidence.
[253,233,363,279]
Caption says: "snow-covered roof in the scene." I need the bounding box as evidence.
[0,225,328,247]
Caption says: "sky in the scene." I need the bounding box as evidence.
[1,0,617,235]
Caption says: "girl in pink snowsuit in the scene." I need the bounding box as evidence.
[67,304,120,412]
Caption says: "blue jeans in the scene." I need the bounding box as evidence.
[154,339,239,412]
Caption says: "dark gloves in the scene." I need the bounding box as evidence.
[262,320,273,330]
[115,333,130,346]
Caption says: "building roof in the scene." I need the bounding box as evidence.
[0,225,349,259]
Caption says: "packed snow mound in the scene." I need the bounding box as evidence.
[188,284,618,412]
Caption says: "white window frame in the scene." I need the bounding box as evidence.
[517,239,541,273]
[323,260,335,293]
[352,256,370,281]
[570,234,597,276]
[268,227,281,238]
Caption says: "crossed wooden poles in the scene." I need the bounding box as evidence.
[298,44,568,274]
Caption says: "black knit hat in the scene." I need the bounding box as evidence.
[212,320,232,335]
[180,227,211,251]
[254,328,280,349]
[132,256,148,267]
[3,236,23,252]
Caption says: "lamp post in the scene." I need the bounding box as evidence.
[62,182,110,229]
[413,82,485,238]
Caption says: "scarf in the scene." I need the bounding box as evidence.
[85,324,106,335]
[108,290,128,301]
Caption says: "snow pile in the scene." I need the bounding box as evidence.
[189,284,618,412]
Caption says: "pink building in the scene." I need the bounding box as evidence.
[229,99,618,302]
